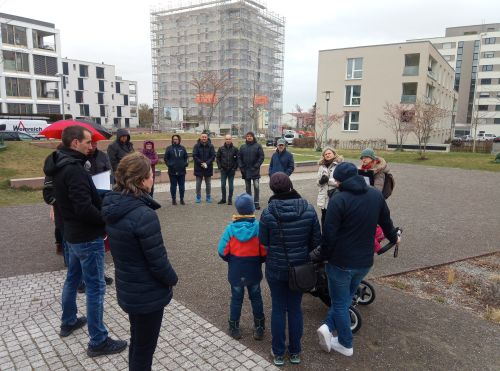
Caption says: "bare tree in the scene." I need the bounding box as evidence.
[190,71,232,131]
[314,112,345,150]
[379,102,414,151]
[411,98,450,159]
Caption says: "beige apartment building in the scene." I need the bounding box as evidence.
[316,41,457,146]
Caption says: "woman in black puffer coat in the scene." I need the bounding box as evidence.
[102,152,178,371]
[259,172,321,366]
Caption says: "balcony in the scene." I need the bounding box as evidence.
[401,95,417,103]
[403,66,419,76]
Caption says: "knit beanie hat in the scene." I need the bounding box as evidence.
[333,162,358,183]
[360,148,376,160]
[235,193,255,215]
[269,172,293,194]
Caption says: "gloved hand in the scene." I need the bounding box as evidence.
[309,246,325,263]
[201,162,208,169]
[319,174,329,185]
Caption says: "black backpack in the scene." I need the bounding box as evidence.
[382,172,395,199]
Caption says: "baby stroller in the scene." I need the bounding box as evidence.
[309,229,402,333]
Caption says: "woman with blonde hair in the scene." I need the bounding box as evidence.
[102,152,178,371]
[317,147,343,228]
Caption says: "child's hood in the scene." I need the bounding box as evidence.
[229,219,259,242]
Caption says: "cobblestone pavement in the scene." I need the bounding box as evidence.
[0,267,278,371]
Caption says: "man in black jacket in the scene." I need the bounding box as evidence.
[107,128,134,173]
[313,162,400,358]
[43,125,127,357]
[216,134,238,205]
[238,132,265,209]
[164,134,188,205]
[192,133,216,203]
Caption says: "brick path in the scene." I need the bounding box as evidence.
[0,266,278,371]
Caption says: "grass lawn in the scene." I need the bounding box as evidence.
[0,141,498,206]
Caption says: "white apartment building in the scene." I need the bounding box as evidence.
[416,24,500,137]
[0,13,62,116]
[61,58,138,128]
[316,41,457,146]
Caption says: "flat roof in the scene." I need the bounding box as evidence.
[0,13,55,29]
[319,40,433,53]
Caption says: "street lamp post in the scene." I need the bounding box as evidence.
[323,90,331,149]
[56,73,65,120]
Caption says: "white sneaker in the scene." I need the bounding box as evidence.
[316,324,332,353]
[331,337,353,357]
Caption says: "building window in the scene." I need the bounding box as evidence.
[97,93,104,105]
[483,37,496,45]
[483,52,495,58]
[480,79,492,85]
[117,106,122,117]
[5,77,31,97]
[1,24,27,46]
[442,42,452,49]
[78,78,84,91]
[79,64,89,77]
[37,104,60,114]
[477,105,489,111]
[75,91,83,103]
[444,55,452,61]
[130,107,137,117]
[96,66,105,79]
[343,112,359,131]
[479,92,490,98]
[63,62,69,75]
[7,103,32,114]
[403,53,420,75]
[346,58,363,79]
[125,118,130,128]
[123,95,129,106]
[116,82,121,93]
[494,118,500,124]
[482,65,493,72]
[80,104,90,116]
[94,117,101,125]
[129,84,136,93]
[401,82,418,103]
[36,80,59,99]
[33,55,58,76]
[100,105,106,117]
[2,51,29,72]
[98,80,105,92]
[345,85,361,106]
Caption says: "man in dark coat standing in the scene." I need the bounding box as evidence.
[107,128,134,173]
[312,162,400,358]
[269,139,295,177]
[193,133,216,203]
[164,134,188,205]
[238,132,265,210]
[216,134,239,205]
[43,125,127,357]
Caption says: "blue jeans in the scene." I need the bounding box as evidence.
[324,264,371,348]
[267,278,303,356]
[230,284,264,321]
[220,170,235,202]
[244,179,260,206]
[62,238,108,347]
[169,173,185,201]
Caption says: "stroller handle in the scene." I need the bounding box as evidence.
[376,228,402,256]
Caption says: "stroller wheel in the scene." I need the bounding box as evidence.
[355,280,376,305]
[349,306,362,333]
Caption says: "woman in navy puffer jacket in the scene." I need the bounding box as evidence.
[102,152,178,371]
[259,172,321,366]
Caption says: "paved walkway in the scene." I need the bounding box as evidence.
[0,266,277,371]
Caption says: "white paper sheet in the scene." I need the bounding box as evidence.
[92,170,111,190]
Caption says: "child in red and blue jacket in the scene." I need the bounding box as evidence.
[217,193,267,341]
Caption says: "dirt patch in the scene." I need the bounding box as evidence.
[377,252,500,324]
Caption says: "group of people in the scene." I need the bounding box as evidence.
[217,150,399,366]
[43,125,399,369]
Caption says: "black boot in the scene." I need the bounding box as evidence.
[253,317,265,340]
[228,320,242,340]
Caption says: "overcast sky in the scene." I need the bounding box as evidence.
[3,0,500,113]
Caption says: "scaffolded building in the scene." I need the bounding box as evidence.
[150,0,285,135]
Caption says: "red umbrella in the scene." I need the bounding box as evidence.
[40,120,107,141]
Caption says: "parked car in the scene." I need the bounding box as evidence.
[493,136,500,143]
[476,133,496,141]
[266,137,281,147]
[0,131,39,141]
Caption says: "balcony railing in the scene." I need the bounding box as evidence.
[401,95,417,103]
[403,66,419,76]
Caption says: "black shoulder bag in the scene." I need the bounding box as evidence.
[276,217,317,292]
